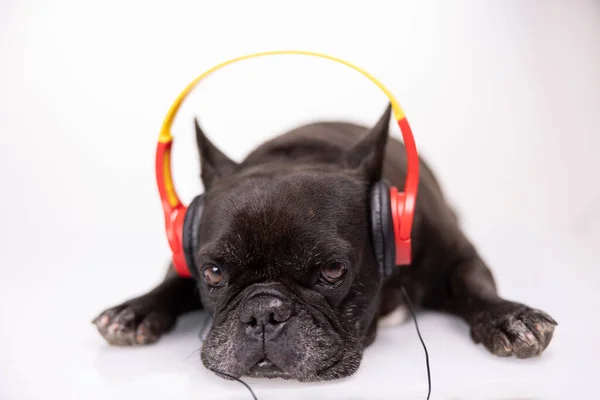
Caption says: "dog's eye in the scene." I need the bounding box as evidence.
[320,262,347,284]
[202,264,224,287]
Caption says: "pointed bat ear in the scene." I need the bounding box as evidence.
[344,103,392,181]
[194,118,239,190]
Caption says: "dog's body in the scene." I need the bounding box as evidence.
[94,106,556,381]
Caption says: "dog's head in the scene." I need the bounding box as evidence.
[193,106,392,381]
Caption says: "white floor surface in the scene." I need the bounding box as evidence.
[1,1,599,399]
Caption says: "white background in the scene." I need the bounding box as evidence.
[1,0,599,399]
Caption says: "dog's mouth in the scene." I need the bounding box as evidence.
[246,357,290,379]
[254,358,279,371]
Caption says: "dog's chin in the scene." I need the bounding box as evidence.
[241,359,352,382]
[238,348,361,382]
[204,343,362,382]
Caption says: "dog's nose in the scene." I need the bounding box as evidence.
[240,293,293,341]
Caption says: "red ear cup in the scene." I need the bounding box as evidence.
[165,204,191,278]
[389,186,412,266]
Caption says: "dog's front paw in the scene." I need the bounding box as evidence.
[92,298,176,346]
[470,302,557,358]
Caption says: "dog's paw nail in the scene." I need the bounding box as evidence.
[538,312,558,326]
[93,308,119,328]
[136,324,150,342]
[524,332,536,343]
[136,330,150,344]
[96,314,110,327]
[136,325,159,345]
[534,323,543,332]
[492,333,512,356]
[108,322,121,334]
[514,331,539,358]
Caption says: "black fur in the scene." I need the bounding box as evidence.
[93,104,556,381]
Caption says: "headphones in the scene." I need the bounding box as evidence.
[155,50,420,280]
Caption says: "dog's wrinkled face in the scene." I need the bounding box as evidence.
[192,107,391,381]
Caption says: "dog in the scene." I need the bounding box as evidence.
[93,104,556,382]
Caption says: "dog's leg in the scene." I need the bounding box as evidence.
[423,248,557,358]
[92,264,202,346]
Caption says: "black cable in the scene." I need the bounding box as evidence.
[400,286,432,400]
[210,369,258,400]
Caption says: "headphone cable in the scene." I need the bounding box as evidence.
[209,369,259,400]
[400,285,432,400]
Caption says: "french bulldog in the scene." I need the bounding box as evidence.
[93,104,556,381]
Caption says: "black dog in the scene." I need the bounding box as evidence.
[93,104,556,381]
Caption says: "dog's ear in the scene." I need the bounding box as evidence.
[194,118,239,190]
[344,103,391,181]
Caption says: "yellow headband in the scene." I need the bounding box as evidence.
[158,50,406,143]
